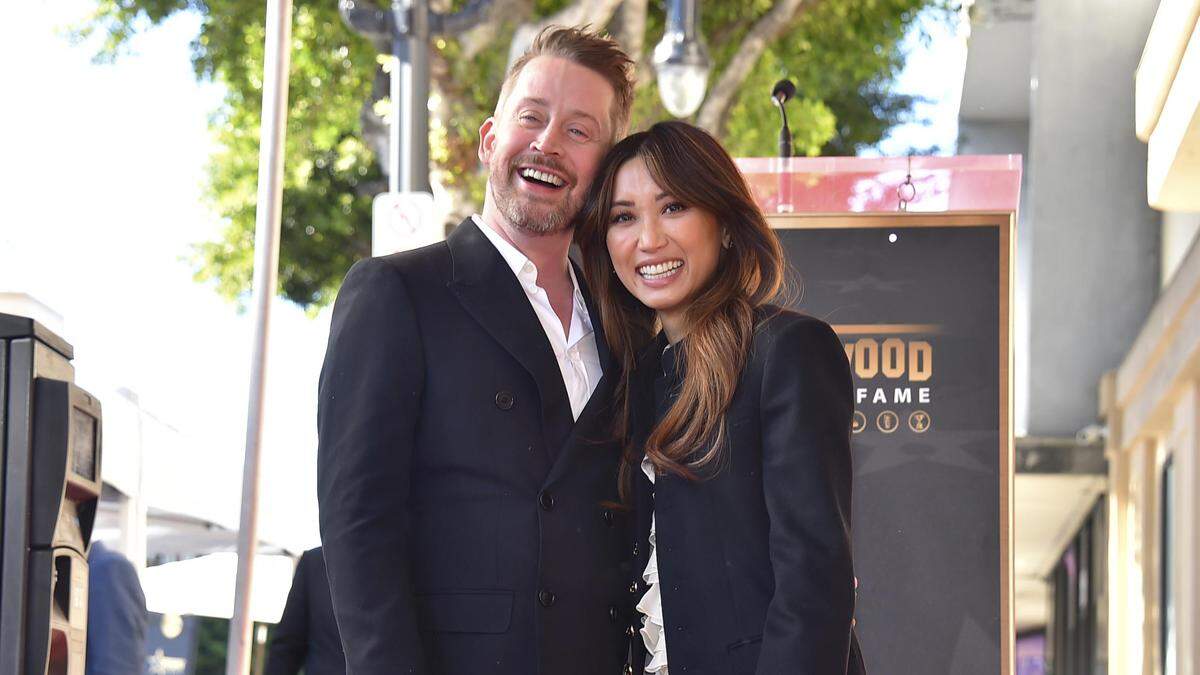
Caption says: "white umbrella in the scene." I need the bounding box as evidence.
[141,552,295,624]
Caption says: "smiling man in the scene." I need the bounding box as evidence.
[317,26,636,675]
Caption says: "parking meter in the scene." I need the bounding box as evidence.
[0,313,102,675]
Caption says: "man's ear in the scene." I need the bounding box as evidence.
[478,117,496,164]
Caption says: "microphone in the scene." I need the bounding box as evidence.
[770,79,796,158]
[771,79,796,106]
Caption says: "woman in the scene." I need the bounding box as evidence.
[576,121,864,675]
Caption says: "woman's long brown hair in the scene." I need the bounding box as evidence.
[575,121,787,499]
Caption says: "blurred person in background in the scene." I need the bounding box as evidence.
[265,547,345,675]
[86,540,148,675]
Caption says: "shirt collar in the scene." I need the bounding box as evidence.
[471,215,592,333]
[472,214,532,279]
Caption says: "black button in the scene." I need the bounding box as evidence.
[538,589,556,607]
[538,491,555,510]
[623,665,634,675]
[495,391,515,410]
[629,582,638,594]
[626,626,636,637]
[602,509,614,526]
[608,605,619,622]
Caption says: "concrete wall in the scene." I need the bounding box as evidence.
[959,120,1033,436]
[1163,211,1200,288]
[1026,0,1161,437]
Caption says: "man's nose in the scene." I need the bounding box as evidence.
[531,125,563,155]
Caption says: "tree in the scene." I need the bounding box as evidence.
[75,0,948,310]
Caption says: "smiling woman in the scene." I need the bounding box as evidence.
[575,121,866,675]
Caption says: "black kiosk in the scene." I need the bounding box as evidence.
[0,313,102,675]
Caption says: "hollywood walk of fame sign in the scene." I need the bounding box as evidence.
[767,211,1015,675]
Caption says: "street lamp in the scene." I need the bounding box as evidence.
[653,0,710,118]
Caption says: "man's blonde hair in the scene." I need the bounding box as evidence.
[496,25,636,141]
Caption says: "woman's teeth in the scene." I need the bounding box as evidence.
[637,260,684,279]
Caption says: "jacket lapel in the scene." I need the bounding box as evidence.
[543,260,619,483]
[446,219,574,462]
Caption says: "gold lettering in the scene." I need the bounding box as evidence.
[882,338,905,378]
[908,341,932,382]
[855,339,879,379]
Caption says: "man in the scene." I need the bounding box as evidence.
[85,540,147,675]
[265,547,344,674]
[317,26,636,675]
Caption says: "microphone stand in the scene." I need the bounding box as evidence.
[773,93,794,213]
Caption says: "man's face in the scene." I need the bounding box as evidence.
[479,56,617,236]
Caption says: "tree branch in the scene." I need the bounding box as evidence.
[694,0,814,134]
[612,0,649,65]
[459,0,534,59]
[506,0,625,68]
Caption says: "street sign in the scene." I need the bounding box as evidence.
[372,191,441,257]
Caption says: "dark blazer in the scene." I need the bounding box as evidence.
[627,309,865,675]
[317,219,631,675]
[265,547,344,675]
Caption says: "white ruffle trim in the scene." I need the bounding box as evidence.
[638,458,669,674]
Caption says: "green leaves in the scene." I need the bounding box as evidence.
[78,0,947,309]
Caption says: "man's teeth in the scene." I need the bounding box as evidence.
[520,168,564,187]
[637,261,684,278]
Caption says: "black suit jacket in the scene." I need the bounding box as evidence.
[627,309,865,675]
[265,547,344,675]
[317,219,631,675]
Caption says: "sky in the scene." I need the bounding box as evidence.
[0,0,966,555]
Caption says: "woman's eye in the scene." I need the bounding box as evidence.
[609,212,633,224]
[663,201,687,214]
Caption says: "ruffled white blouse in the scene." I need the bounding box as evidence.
[637,455,669,674]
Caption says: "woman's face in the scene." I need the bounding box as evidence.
[605,156,723,337]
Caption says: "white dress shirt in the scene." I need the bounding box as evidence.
[472,215,602,420]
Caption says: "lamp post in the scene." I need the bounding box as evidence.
[339,0,491,193]
[653,0,710,118]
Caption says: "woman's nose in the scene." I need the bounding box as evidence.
[637,219,667,251]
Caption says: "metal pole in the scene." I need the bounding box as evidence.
[394,0,431,193]
[389,0,404,193]
[225,0,292,672]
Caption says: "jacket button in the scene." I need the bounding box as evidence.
[629,582,638,594]
[538,589,556,607]
[495,391,515,410]
[602,509,614,526]
[538,491,555,510]
[623,665,633,675]
[632,542,639,557]
[608,605,619,622]
[626,626,636,637]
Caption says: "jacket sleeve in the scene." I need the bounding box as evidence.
[317,257,427,673]
[755,317,856,674]
[264,551,312,675]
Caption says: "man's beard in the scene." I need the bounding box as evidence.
[488,153,581,236]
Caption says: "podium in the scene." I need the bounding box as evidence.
[737,155,1022,675]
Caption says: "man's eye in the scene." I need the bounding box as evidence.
[569,128,589,139]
